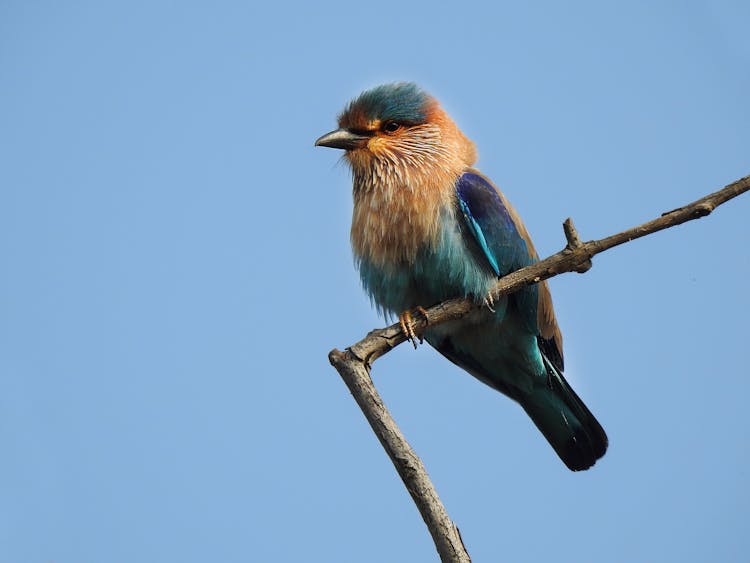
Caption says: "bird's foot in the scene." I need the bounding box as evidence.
[398,306,430,349]
[483,291,496,313]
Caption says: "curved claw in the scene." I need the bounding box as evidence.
[398,306,431,349]
[483,292,496,313]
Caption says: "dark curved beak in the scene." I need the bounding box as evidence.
[315,128,370,150]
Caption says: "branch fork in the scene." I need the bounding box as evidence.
[329,174,750,563]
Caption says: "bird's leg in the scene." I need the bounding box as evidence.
[398,306,431,349]
[483,291,496,313]
[399,310,419,349]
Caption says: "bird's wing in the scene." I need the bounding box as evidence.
[455,170,564,369]
[455,171,534,276]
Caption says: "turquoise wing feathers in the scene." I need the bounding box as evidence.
[455,171,534,276]
[455,171,543,339]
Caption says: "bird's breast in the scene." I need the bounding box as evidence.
[350,177,447,266]
[353,194,498,316]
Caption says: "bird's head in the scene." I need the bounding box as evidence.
[316,83,477,189]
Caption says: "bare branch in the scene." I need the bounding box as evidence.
[329,173,750,563]
[329,348,472,563]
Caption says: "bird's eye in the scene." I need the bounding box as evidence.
[382,121,401,133]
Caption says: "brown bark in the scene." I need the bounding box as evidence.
[329,174,750,563]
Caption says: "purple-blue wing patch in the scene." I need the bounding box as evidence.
[455,172,534,276]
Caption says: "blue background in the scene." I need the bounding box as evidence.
[2,1,749,562]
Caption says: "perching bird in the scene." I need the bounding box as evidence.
[316,83,607,471]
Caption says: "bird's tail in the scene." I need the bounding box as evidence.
[520,357,608,471]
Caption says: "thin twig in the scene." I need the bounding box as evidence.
[329,173,750,563]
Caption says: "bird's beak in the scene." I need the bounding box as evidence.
[315,128,370,150]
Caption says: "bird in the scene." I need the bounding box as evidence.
[315,82,607,471]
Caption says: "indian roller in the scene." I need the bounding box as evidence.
[316,83,607,471]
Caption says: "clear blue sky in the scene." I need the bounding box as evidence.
[2,1,749,562]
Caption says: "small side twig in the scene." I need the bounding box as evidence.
[329,173,750,563]
[563,217,591,272]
